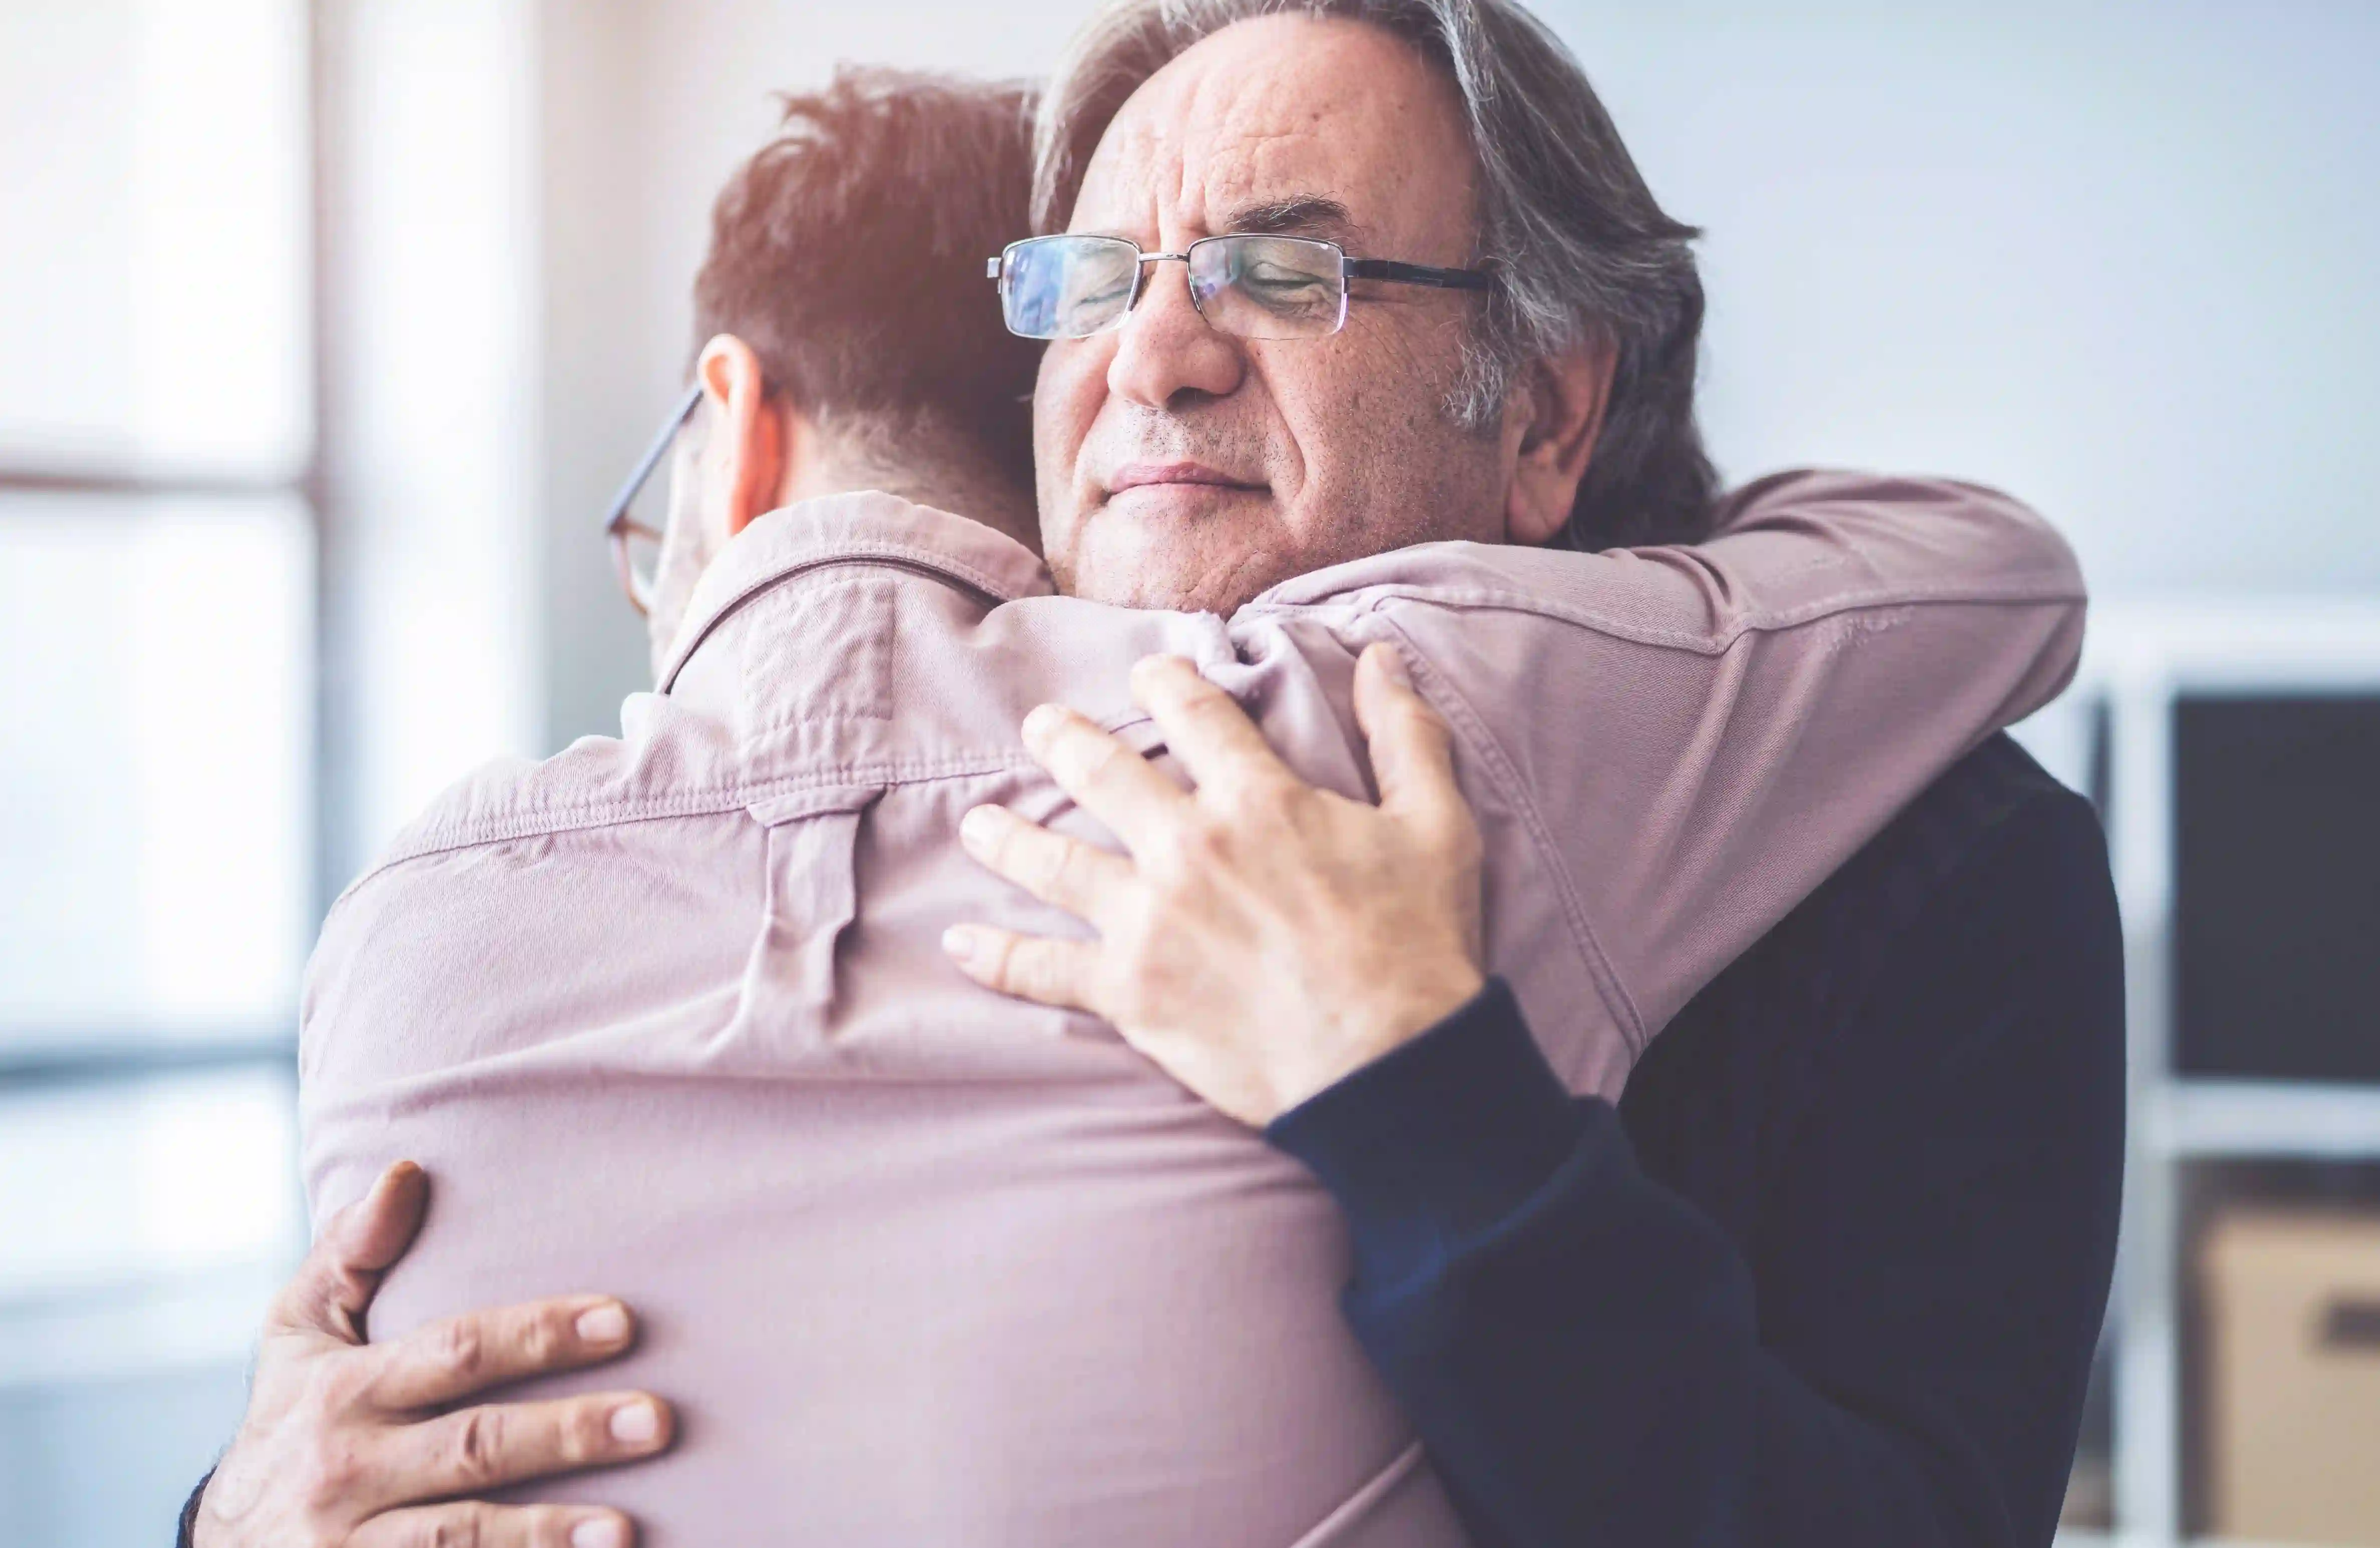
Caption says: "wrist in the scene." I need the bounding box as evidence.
[1277,963,1488,1119]
[1268,978,1588,1277]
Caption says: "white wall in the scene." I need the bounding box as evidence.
[535,0,2380,745]
[1548,0,2380,598]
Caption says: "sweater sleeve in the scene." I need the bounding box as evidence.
[1266,791,2125,1548]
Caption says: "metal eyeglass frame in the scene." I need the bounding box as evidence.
[986,233,1496,340]
[601,382,702,617]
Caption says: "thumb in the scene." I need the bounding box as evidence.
[1353,643,1461,821]
[266,1160,429,1344]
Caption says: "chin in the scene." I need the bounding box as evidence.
[1056,524,1297,616]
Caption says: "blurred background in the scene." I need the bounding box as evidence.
[3,1,2375,1543]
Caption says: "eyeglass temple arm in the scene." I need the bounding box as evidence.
[1342,257,1497,292]
[602,382,705,538]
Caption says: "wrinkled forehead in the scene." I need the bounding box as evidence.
[1068,15,1477,252]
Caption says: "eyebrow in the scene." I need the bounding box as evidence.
[1221,195,1367,245]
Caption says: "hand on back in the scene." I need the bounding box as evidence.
[945,644,1487,1125]
[196,1162,670,1548]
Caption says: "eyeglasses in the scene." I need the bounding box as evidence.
[602,382,702,617]
[987,233,1494,342]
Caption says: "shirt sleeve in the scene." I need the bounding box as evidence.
[1265,790,2125,1548]
[1243,470,2087,1082]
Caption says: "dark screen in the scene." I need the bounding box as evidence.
[2174,695,2380,1081]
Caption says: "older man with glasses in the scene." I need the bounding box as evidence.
[190,5,2120,1547]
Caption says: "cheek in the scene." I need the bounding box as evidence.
[1271,346,1456,545]
[1032,342,1109,544]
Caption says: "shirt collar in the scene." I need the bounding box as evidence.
[656,491,1055,692]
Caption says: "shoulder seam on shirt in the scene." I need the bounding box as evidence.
[1378,614,1648,1063]
[1241,579,2081,656]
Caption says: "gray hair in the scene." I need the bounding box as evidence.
[1033,0,1718,550]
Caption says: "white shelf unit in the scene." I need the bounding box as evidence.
[2022,600,2380,1547]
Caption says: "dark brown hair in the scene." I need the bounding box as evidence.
[692,68,1042,490]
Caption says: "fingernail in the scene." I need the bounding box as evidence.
[575,1303,629,1345]
[1372,645,1412,688]
[610,1399,661,1445]
[1022,703,1066,744]
[572,1517,629,1548]
[959,806,1001,852]
[941,924,984,969]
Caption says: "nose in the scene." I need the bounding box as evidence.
[1106,258,1245,410]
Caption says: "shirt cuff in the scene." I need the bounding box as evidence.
[1265,978,1586,1281]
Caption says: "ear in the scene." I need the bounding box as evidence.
[695,334,789,539]
[1503,338,1616,546]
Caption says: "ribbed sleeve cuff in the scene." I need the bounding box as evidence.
[177,1468,212,1547]
[1265,978,1585,1281]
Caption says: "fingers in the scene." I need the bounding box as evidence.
[958,805,1131,922]
[1127,655,1293,795]
[941,924,1101,1012]
[1351,643,1464,829]
[267,1160,430,1343]
[365,1295,641,1411]
[347,1500,634,1548]
[1019,701,1189,852]
[372,1392,673,1514]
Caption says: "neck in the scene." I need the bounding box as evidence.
[793,417,1040,554]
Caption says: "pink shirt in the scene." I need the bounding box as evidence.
[302,471,2084,1546]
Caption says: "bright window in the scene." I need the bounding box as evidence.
[0,0,313,1537]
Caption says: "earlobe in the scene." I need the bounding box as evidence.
[1503,341,1617,546]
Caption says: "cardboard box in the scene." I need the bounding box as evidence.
[2203,1208,2380,1544]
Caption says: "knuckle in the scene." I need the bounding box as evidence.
[559,1400,612,1464]
[447,1406,509,1487]
[517,1308,565,1370]
[1176,675,1227,715]
[980,930,1021,992]
[297,1429,365,1508]
[1396,683,1447,724]
[1077,734,1131,786]
[521,1505,579,1548]
[1050,838,1099,897]
[427,1505,488,1548]
[1236,773,1296,823]
[299,1351,367,1417]
[1012,942,1062,1001]
[1170,816,1232,870]
[434,1316,489,1382]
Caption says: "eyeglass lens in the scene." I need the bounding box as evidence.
[1000,235,1348,341]
[1187,236,1347,339]
[1003,237,1140,339]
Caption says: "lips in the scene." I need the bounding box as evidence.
[1105,460,1267,496]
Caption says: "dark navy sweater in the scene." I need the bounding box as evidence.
[1268,735,2126,1548]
